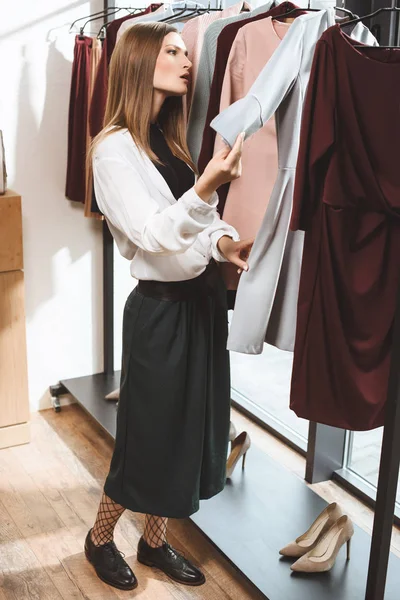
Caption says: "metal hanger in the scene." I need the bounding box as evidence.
[158,2,195,22]
[71,6,143,38]
[339,6,400,48]
[78,8,124,36]
[272,0,319,22]
[97,7,141,38]
[340,6,400,28]
[70,7,122,33]
[174,2,206,21]
[335,6,356,20]
[159,1,221,23]
[158,3,191,22]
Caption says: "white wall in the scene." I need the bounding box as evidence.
[0,1,133,412]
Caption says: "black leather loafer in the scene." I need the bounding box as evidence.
[84,529,138,590]
[137,536,206,586]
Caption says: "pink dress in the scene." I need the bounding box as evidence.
[215,17,292,289]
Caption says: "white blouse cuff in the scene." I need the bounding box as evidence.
[210,227,240,263]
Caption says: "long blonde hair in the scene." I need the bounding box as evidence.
[88,21,196,171]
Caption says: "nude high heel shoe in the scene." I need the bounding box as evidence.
[226,432,251,478]
[290,515,354,573]
[105,387,120,400]
[279,502,343,558]
[229,421,237,451]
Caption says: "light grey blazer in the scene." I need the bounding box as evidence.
[210,10,378,354]
[186,1,275,166]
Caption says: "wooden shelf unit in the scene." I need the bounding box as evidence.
[0,189,30,449]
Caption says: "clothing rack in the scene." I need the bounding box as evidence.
[71,4,227,38]
[51,2,400,598]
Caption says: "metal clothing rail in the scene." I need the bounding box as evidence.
[50,2,400,598]
[366,279,400,598]
[70,2,227,36]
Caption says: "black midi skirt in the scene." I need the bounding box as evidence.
[104,260,231,518]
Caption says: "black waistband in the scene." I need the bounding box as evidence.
[137,260,219,301]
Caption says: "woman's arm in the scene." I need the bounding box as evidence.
[93,155,219,256]
[205,210,240,263]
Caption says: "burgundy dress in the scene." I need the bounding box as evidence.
[66,36,92,204]
[290,25,400,431]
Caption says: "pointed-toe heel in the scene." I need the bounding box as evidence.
[226,432,251,478]
[105,387,120,400]
[290,515,355,573]
[346,536,351,560]
[279,502,343,558]
[229,421,238,452]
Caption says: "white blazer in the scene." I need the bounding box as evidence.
[92,128,239,282]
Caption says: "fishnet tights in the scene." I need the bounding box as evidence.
[144,514,168,548]
[90,493,168,549]
[90,493,126,546]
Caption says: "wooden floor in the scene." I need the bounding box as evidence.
[1,403,399,600]
[0,405,265,600]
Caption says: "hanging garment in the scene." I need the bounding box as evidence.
[89,6,161,141]
[187,1,275,166]
[103,125,230,516]
[215,16,293,290]
[84,38,103,219]
[181,1,247,115]
[197,1,301,191]
[92,127,239,282]
[66,35,92,204]
[290,25,400,431]
[211,9,378,354]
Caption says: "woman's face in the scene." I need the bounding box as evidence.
[153,32,192,97]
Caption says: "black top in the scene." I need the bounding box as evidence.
[149,123,195,200]
[91,124,195,214]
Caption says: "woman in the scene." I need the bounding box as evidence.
[85,21,252,591]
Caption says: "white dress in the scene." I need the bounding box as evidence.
[211,9,378,354]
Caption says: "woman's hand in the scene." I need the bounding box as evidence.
[194,132,245,202]
[217,236,254,273]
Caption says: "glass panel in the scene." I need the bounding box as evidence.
[228,314,308,446]
[347,429,400,507]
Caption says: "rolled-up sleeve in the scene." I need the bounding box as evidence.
[93,154,218,256]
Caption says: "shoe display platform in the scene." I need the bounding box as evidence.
[192,442,400,599]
